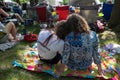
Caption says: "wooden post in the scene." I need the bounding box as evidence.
[109,0,120,27]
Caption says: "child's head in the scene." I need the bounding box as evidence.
[55,20,67,40]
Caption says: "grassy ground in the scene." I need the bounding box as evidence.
[0,22,120,80]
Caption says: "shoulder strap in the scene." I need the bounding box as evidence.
[43,34,53,46]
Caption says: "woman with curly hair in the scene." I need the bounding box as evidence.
[55,13,103,77]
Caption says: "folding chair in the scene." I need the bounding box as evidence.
[56,6,69,21]
[36,6,47,22]
[102,3,114,21]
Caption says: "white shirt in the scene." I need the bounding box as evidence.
[37,29,64,59]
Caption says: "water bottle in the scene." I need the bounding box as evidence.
[32,43,37,49]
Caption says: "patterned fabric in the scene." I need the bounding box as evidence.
[62,31,101,70]
[12,47,120,79]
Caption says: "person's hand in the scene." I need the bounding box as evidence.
[98,67,104,77]
[97,64,104,77]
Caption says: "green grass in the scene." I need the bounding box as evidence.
[0,22,120,80]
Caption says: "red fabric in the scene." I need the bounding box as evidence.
[24,34,38,42]
[56,6,69,20]
[36,7,46,22]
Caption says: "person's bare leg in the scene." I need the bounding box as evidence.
[55,61,65,77]
[5,22,18,41]
[15,13,24,23]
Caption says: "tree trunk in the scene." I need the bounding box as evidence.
[108,0,120,27]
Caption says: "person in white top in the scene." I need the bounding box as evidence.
[37,20,66,64]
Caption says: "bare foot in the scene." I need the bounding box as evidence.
[10,38,19,42]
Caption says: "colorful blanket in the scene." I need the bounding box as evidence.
[13,44,120,80]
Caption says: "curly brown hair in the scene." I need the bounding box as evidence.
[66,13,90,34]
[55,20,69,40]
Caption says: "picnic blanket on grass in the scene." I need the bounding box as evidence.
[13,44,120,80]
[0,41,17,51]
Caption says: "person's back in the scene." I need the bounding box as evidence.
[55,14,103,77]
[63,31,100,70]
[37,21,66,64]
[37,29,64,59]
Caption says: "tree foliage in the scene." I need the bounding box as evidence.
[12,0,28,4]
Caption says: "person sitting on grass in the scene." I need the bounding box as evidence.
[55,13,103,77]
[0,2,24,23]
[37,20,66,65]
[0,16,18,43]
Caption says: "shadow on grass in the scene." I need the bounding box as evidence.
[109,25,120,44]
[4,67,97,80]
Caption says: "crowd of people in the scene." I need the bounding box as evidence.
[0,1,23,43]
[37,13,103,77]
[0,2,24,23]
[0,0,104,78]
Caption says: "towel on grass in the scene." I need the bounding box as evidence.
[13,44,120,80]
[0,41,17,51]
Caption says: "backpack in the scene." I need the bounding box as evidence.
[24,33,38,42]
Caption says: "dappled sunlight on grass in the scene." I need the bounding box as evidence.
[15,41,36,61]
[0,22,120,80]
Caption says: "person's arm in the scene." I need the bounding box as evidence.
[97,64,103,75]
[0,8,9,17]
[92,31,103,75]
[55,62,65,76]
